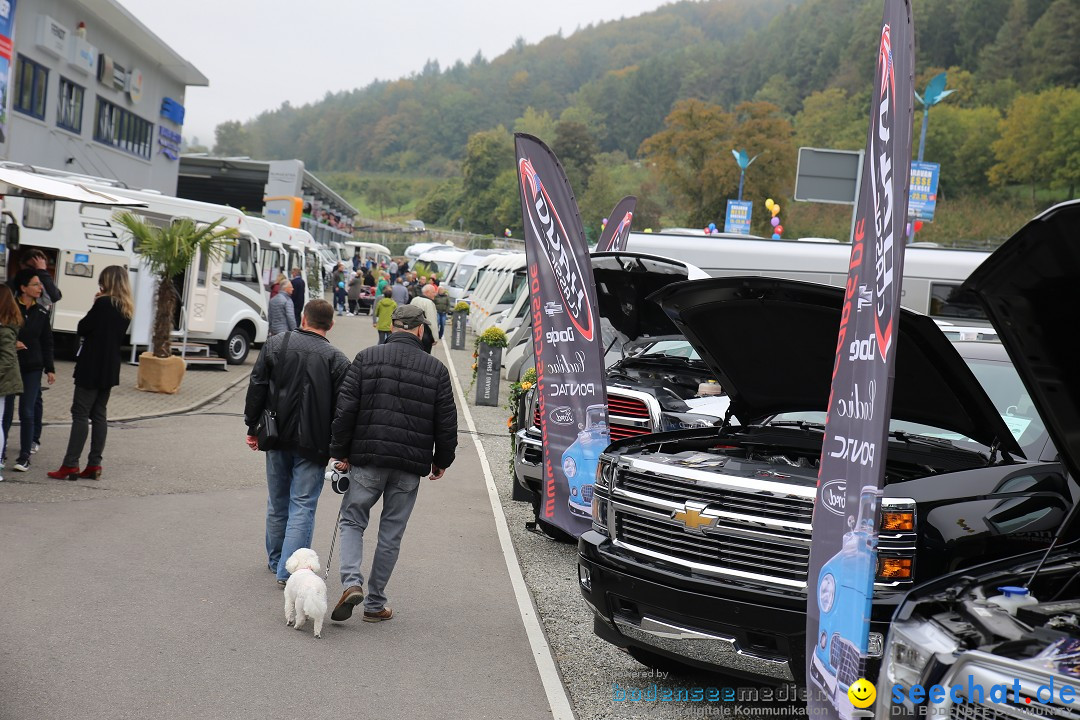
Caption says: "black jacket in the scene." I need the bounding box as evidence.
[16,301,55,375]
[330,332,458,475]
[73,297,130,389]
[290,276,306,325]
[244,329,351,466]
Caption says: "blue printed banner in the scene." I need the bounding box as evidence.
[724,200,753,234]
[908,161,940,221]
[0,0,18,156]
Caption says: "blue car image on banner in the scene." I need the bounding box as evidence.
[804,1,914,718]
[516,133,610,538]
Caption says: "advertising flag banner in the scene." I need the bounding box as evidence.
[908,160,940,222]
[598,196,636,252]
[515,133,609,538]
[724,200,753,234]
[804,1,914,717]
[0,0,17,157]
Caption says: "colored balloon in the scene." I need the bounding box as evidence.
[772,233,781,240]
[765,198,775,209]
[914,220,924,232]
[708,222,717,231]
[703,227,711,234]
[775,225,783,235]
[771,217,780,227]
[906,223,913,236]
[771,204,781,217]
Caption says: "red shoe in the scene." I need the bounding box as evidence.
[47,465,81,480]
[79,466,103,480]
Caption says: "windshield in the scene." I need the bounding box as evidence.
[452,263,478,289]
[770,356,1047,457]
[629,339,702,361]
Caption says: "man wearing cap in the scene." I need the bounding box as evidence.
[328,304,458,624]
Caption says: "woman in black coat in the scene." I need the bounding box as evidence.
[47,266,133,480]
[2,269,55,472]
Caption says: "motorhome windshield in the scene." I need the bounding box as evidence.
[450,263,477,289]
[498,271,527,305]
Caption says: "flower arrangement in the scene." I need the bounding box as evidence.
[453,300,470,313]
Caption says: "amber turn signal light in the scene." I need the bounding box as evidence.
[877,557,913,580]
[880,511,914,531]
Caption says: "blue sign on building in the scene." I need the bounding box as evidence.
[909,161,940,222]
[724,200,753,235]
[160,97,186,126]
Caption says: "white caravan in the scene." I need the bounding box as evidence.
[624,232,991,323]
[414,246,467,284]
[444,249,509,303]
[468,253,527,328]
[344,241,391,269]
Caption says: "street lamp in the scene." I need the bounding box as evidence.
[731,149,759,202]
[915,72,954,162]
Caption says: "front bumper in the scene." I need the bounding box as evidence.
[579,530,890,684]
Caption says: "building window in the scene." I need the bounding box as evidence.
[94,98,153,159]
[57,78,85,133]
[14,55,49,120]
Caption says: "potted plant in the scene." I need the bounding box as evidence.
[115,211,238,394]
[451,300,470,349]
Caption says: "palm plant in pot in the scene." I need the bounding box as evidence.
[114,211,238,394]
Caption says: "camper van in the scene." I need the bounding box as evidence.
[443,249,509,303]
[414,246,467,285]
[468,253,527,327]
[624,232,991,323]
[1,172,269,365]
[344,241,391,269]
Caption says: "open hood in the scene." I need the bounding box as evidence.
[962,200,1080,481]
[592,251,708,355]
[650,276,1023,455]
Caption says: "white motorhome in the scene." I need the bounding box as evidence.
[344,241,391,269]
[624,231,991,323]
[443,249,509,303]
[468,253,527,327]
[414,246,467,285]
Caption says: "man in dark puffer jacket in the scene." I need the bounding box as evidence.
[244,299,351,586]
[328,304,458,623]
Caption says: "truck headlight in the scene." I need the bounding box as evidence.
[591,497,609,536]
[880,619,959,692]
[819,573,836,613]
[595,457,614,491]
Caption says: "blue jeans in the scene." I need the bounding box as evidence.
[2,371,43,461]
[437,312,447,339]
[265,450,325,582]
[338,465,421,612]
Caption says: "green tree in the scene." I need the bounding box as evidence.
[553,121,598,197]
[461,126,514,233]
[213,121,251,156]
[513,107,557,144]
[922,104,1002,192]
[989,87,1080,201]
[794,88,866,150]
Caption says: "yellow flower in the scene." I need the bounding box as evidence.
[521,382,533,391]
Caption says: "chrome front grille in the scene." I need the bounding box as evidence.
[619,469,814,524]
[615,512,810,584]
[531,388,658,442]
[580,485,594,504]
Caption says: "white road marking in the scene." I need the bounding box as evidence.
[441,342,576,720]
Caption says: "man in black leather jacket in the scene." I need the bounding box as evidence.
[243,299,351,586]
[328,304,458,623]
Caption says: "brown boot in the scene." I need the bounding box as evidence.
[331,585,365,621]
[363,607,393,623]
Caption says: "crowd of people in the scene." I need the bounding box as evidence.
[0,252,134,482]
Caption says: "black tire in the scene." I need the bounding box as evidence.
[218,327,251,365]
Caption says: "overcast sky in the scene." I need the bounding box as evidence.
[117,0,673,146]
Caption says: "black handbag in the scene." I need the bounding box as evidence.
[255,331,291,451]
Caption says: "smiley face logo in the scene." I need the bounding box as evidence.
[847,678,876,708]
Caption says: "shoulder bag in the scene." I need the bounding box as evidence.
[255,331,292,450]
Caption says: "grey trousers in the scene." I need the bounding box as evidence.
[337,465,421,612]
[63,385,112,467]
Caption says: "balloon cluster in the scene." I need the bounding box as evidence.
[766,198,783,239]
[905,220,925,236]
[703,222,718,235]
[602,217,609,229]
[504,228,512,238]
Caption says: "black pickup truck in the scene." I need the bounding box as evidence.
[578,201,1080,686]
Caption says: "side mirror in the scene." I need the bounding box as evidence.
[6,222,19,250]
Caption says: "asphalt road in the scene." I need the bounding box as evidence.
[0,315,556,720]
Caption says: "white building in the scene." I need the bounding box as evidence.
[3,0,207,194]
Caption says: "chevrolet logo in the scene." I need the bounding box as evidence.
[673,502,717,534]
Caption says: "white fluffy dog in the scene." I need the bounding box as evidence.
[283,548,327,638]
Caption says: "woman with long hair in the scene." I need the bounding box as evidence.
[47,265,134,480]
[1,269,55,472]
[0,287,24,482]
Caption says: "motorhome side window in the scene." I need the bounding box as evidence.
[22,199,56,231]
[222,241,258,285]
[929,283,988,321]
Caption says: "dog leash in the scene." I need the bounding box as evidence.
[324,466,349,580]
[324,510,341,581]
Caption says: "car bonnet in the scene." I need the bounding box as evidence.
[650,276,1023,455]
[591,251,709,354]
[961,200,1080,480]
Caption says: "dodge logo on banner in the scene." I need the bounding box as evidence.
[805,1,914,718]
[598,196,636,252]
[516,133,609,538]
